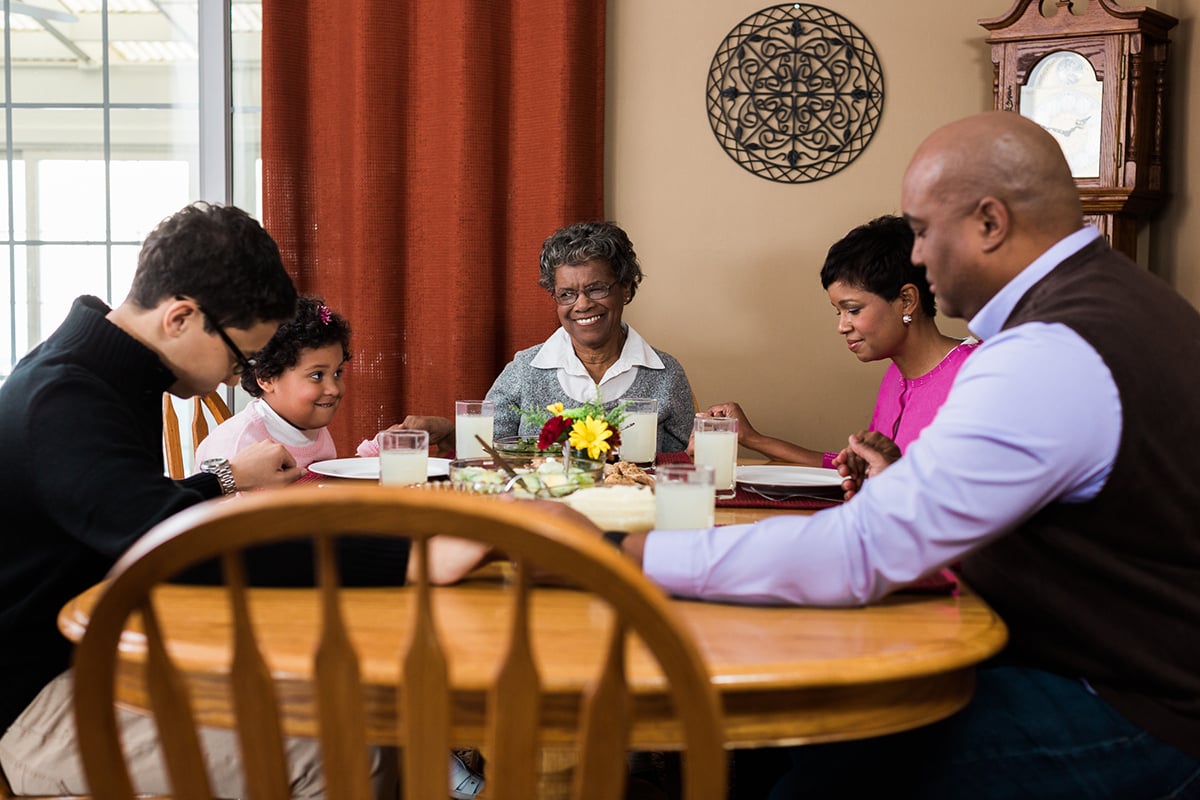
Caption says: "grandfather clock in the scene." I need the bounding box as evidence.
[979,0,1177,261]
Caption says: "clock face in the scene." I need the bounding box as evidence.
[1020,50,1103,179]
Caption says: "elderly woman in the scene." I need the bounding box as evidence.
[367,221,695,457]
[706,215,979,465]
[486,221,694,452]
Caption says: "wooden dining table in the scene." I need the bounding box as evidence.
[58,492,1007,753]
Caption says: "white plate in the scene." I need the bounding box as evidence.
[307,457,451,481]
[736,465,843,489]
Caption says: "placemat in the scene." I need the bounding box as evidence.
[297,470,322,485]
[655,451,840,511]
[899,569,959,595]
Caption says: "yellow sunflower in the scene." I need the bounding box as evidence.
[568,415,613,460]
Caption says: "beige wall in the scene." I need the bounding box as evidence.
[607,0,1198,455]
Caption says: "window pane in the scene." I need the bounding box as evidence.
[111,105,199,157]
[9,13,103,104]
[0,247,30,377]
[30,245,109,342]
[111,161,192,242]
[107,4,199,106]
[11,107,104,162]
[0,161,7,242]
[39,161,108,242]
[112,244,140,303]
[232,1,262,218]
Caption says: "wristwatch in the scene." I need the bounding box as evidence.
[199,457,237,496]
[602,530,629,552]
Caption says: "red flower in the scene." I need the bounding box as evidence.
[538,415,572,450]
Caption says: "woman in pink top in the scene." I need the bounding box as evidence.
[708,215,978,466]
[196,296,350,470]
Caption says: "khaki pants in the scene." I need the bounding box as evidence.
[0,671,397,798]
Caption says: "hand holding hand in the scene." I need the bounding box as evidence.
[833,430,901,500]
[357,416,456,457]
[706,401,757,441]
[414,537,499,586]
[228,439,301,490]
[397,415,455,447]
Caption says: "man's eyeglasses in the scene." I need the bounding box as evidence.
[552,280,617,306]
[197,304,257,376]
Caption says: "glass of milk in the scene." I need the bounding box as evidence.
[379,430,429,486]
[454,400,495,459]
[654,464,715,530]
[692,414,738,499]
[619,398,658,466]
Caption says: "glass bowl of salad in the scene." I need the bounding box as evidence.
[448,456,602,497]
[491,436,562,461]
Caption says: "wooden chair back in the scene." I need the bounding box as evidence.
[162,392,232,479]
[72,487,726,800]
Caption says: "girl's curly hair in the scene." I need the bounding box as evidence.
[241,296,352,397]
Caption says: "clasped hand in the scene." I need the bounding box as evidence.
[833,430,901,500]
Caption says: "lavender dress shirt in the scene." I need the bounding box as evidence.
[644,227,1122,606]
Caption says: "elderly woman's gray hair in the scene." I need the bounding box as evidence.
[537,221,645,301]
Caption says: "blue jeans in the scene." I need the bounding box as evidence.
[766,666,1200,799]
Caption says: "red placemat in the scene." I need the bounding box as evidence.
[654,452,841,511]
[899,569,959,595]
[297,470,322,485]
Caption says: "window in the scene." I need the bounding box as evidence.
[1,0,262,380]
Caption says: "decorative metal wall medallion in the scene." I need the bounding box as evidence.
[706,4,885,183]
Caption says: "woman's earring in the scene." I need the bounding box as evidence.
[902,314,913,325]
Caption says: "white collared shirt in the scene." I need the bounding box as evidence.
[530,324,665,402]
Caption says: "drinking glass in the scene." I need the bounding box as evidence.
[455,400,495,459]
[379,430,429,486]
[654,464,716,530]
[619,398,658,466]
[693,415,738,499]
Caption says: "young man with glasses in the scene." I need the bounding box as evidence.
[0,203,400,796]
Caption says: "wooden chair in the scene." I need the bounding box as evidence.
[162,392,232,479]
[71,487,726,800]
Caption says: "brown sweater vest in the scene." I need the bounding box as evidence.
[960,239,1200,758]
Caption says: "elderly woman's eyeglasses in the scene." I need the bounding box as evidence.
[552,280,617,306]
[197,304,258,376]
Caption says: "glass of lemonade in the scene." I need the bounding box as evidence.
[693,415,738,499]
[379,430,429,486]
[619,398,658,466]
[454,400,495,459]
[654,464,715,530]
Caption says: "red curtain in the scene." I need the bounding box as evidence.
[262,1,605,456]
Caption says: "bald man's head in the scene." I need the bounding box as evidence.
[910,112,1082,239]
[900,112,1085,319]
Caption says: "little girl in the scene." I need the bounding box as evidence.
[196,296,486,799]
[197,296,350,470]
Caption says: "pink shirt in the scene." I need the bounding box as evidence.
[821,340,980,468]
[195,397,336,470]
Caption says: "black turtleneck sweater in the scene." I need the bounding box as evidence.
[0,297,409,732]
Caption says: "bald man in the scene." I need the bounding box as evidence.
[611,113,1200,797]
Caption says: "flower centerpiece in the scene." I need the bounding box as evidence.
[520,392,627,463]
